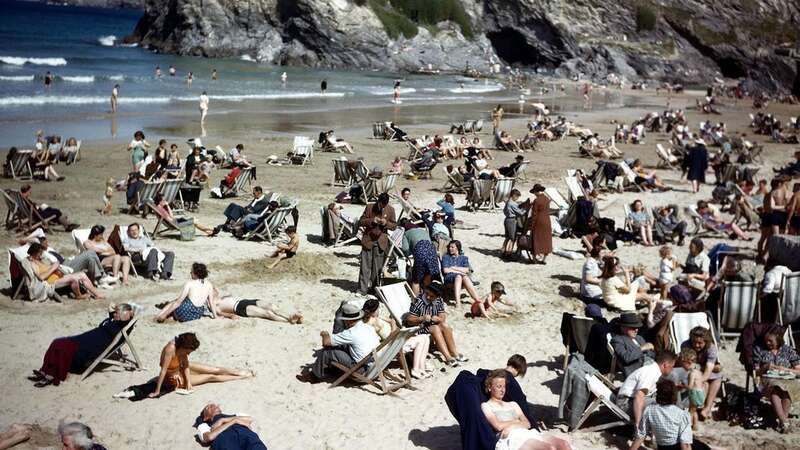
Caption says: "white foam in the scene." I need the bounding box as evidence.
[369,87,417,95]
[202,92,347,101]
[61,75,95,83]
[0,96,171,106]
[240,55,255,62]
[119,43,138,48]
[422,88,437,92]
[108,75,124,81]
[98,35,116,46]
[0,75,34,81]
[0,56,67,66]
[448,85,505,94]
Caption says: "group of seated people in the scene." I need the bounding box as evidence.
[318,129,353,153]
[578,133,623,159]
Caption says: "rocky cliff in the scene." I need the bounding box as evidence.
[129,0,800,92]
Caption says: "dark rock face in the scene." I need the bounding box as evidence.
[129,0,799,91]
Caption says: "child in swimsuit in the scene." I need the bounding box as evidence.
[268,226,299,268]
[102,177,114,215]
[679,348,706,429]
[470,281,514,320]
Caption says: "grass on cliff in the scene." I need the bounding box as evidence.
[362,0,473,40]
[635,2,657,32]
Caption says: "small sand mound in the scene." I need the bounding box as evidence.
[213,253,339,284]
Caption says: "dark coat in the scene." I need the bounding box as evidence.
[685,145,709,182]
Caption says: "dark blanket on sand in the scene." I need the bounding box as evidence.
[444,369,536,450]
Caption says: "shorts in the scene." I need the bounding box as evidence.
[285,251,296,259]
[791,215,800,230]
[172,297,207,322]
[504,218,517,240]
[688,388,706,407]
[234,299,258,317]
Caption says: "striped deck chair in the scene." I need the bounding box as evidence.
[81,305,144,380]
[544,187,570,213]
[441,168,467,193]
[375,282,415,327]
[574,373,631,432]
[8,150,33,180]
[381,173,399,195]
[778,272,800,348]
[136,180,162,214]
[221,167,253,197]
[669,311,717,353]
[406,140,424,160]
[618,161,644,192]
[463,120,476,134]
[147,200,182,238]
[159,179,184,214]
[718,281,759,340]
[8,190,53,232]
[334,212,362,247]
[656,144,679,168]
[492,177,515,209]
[331,159,353,187]
[372,122,384,139]
[379,228,408,283]
[330,326,419,395]
[468,179,494,210]
[290,136,314,165]
[564,176,584,203]
[473,119,484,133]
[246,205,294,242]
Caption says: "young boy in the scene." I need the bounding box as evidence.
[470,281,514,320]
[678,348,706,429]
[268,226,299,268]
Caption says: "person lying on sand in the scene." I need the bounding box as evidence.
[194,403,267,450]
[268,226,299,269]
[212,288,302,324]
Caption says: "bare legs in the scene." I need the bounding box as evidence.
[155,299,182,322]
[195,223,215,235]
[453,274,480,308]
[769,389,792,427]
[245,301,303,324]
[700,377,722,419]
[101,254,131,284]
[53,272,104,299]
[187,362,254,387]
[638,225,654,246]
[268,252,288,269]
[0,424,31,450]
[429,324,459,362]
[519,436,572,450]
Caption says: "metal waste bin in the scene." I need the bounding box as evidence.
[178,217,195,241]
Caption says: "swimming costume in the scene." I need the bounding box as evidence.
[234,299,258,317]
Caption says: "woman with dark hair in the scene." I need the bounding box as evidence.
[629,379,711,450]
[82,225,131,285]
[600,256,650,311]
[437,193,456,226]
[627,199,655,246]
[27,243,104,300]
[156,263,221,322]
[126,130,150,172]
[681,326,722,420]
[528,184,551,264]
[753,331,800,432]
[442,240,481,308]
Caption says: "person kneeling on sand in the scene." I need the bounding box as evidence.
[212,288,302,324]
[268,226,299,268]
[115,332,254,400]
[298,302,380,382]
[406,281,468,367]
[194,403,267,450]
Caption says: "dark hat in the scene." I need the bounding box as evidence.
[585,304,603,320]
[515,155,524,160]
[425,281,443,296]
[530,184,545,193]
[618,312,643,328]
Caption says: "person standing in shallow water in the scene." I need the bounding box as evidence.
[199,91,209,123]
[320,78,327,94]
[111,84,119,114]
[211,69,217,81]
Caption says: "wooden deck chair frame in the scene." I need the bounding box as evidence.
[331,159,353,187]
[147,200,182,238]
[391,192,423,222]
[441,168,467,193]
[669,311,716,353]
[159,179,184,214]
[777,272,800,348]
[136,180,163,215]
[718,280,759,340]
[469,179,494,210]
[544,187,570,213]
[564,176,584,203]
[375,282,415,327]
[7,248,27,300]
[406,141,424,161]
[334,214,361,247]
[290,136,314,165]
[80,309,144,380]
[684,204,726,237]
[618,161,644,192]
[246,206,294,242]
[2,189,19,229]
[378,229,408,285]
[573,373,631,432]
[492,177,515,209]
[329,326,419,395]
[221,167,253,197]
[9,150,33,180]
[656,143,679,169]
[513,161,530,182]
[9,190,53,233]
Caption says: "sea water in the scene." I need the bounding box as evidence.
[0,0,516,146]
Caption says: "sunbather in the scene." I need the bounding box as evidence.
[194,403,268,450]
[33,141,63,181]
[213,289,302,324]
[696,201,750,240]
[83,225,132,285]
[627,200,655,246]
[19,184,79,231]
[631,159,668,190]
[27,243,104,300]
[152,193,215,236]
[155,263,221,322]
[31,303,133,388]
[268,226,299,268]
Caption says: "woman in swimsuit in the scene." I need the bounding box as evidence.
[482,369,572,450]
[155,263,221,322]
[83,225,131,285]
[27,243,104,300]
[148,333,254,398]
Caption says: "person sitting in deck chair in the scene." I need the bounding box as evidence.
[498,155,524,178]
[29,303,135,387]
[122,222,175,280]
[406,281,468,368]
[152,193,216,236]
[212,186,268,236]
[298,301,380,382]
[194,403,268,450]
[19,184,79,231]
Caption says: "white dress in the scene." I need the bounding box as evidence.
[486,403,542,450]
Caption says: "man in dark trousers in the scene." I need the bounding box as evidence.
[212,186,268,235]
[357,192,396,295]
[194,403,268,450]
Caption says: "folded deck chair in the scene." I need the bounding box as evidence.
[8,189,53,232]
[375,281,415,327]
[544,187,570,213]
[329,326,419,395]
[81,305,144,380]
[618,161,644,192]
[574,373,631,432]
[246,205,294,242]
[136,180,163,215]
[656,144,679,168]
[8,150,33,180]
[492,177,514,209]
[221,167,253,197]
[290,136,314,165]
[331,159,353,187]
[778,272,800,347]
[564,176,584,203]
[669,311,717,353]
[159,179,184,214]
[718,280,759,340]
[468,179,494,210]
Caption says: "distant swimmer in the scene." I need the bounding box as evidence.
[44,71,53,88]
[281,72,287,85]
[392,80,402,104]
[111,84,119,113]
[199,91,209,123]
[155,66,162,78]
[320,78,327,94]
[187,71,193,85]
[211,69,218,81]
[169,65,176,76]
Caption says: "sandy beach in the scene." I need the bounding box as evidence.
[1,86,799,450]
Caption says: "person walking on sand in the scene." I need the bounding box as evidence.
[529,184,552,264]
[199,91,209,123]
[110,84,119,113]
[320,78,327,95]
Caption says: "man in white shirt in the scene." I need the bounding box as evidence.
[761,265,792,322]
[680,238,710,290]
[300,302,380,381]
[194,403,267,450]
[121,222,175,280]
[615,351,676,428]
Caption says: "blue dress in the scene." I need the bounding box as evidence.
[412,240,440,283]
[442,254,470,283]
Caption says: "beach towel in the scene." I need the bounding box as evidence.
[444,369,535,450]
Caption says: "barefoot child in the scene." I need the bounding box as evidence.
[101,177,114,215]
[679,348,706,429]
[470,281,514,320]
[658,245,678,299]
[268,226,299,268]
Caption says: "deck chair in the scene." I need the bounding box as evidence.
[544,187,570,213]
[372,122,384,139]
[406,140,425,160]
[159,179,184,214]
[331,159,353,187]
[492,177,515,209]
[71,228,139,276]
[379,228,409,283]
[463,120,476,134]
[684,203,725,237]
[3,189,19,229]
[573,373,631,432]
[512,161,529,182]
[441,168,468,193]
[669,311,717,353]
[473,119,484,133]
[391,192,423,222]
[618,161,644,192]
[622,202,653,235]
[136,180,163,214]
[8,150,33,180]
[80,306,144,380]
[375,281,415,327]
[381,173,399,195]
[656,144,679,168]
[468,179,494,210]
[290,136,314,165]
[561,314,596,371]
[221,167,253,197]
[718,280,759,340]
[7,247,28,300]
[329,326,420,395]
[777,271,800,348]
[246,205,294,242]
[334,213,361,247]
[564,176,584,203]
[8,190,52,232]
[147,200,182,238]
